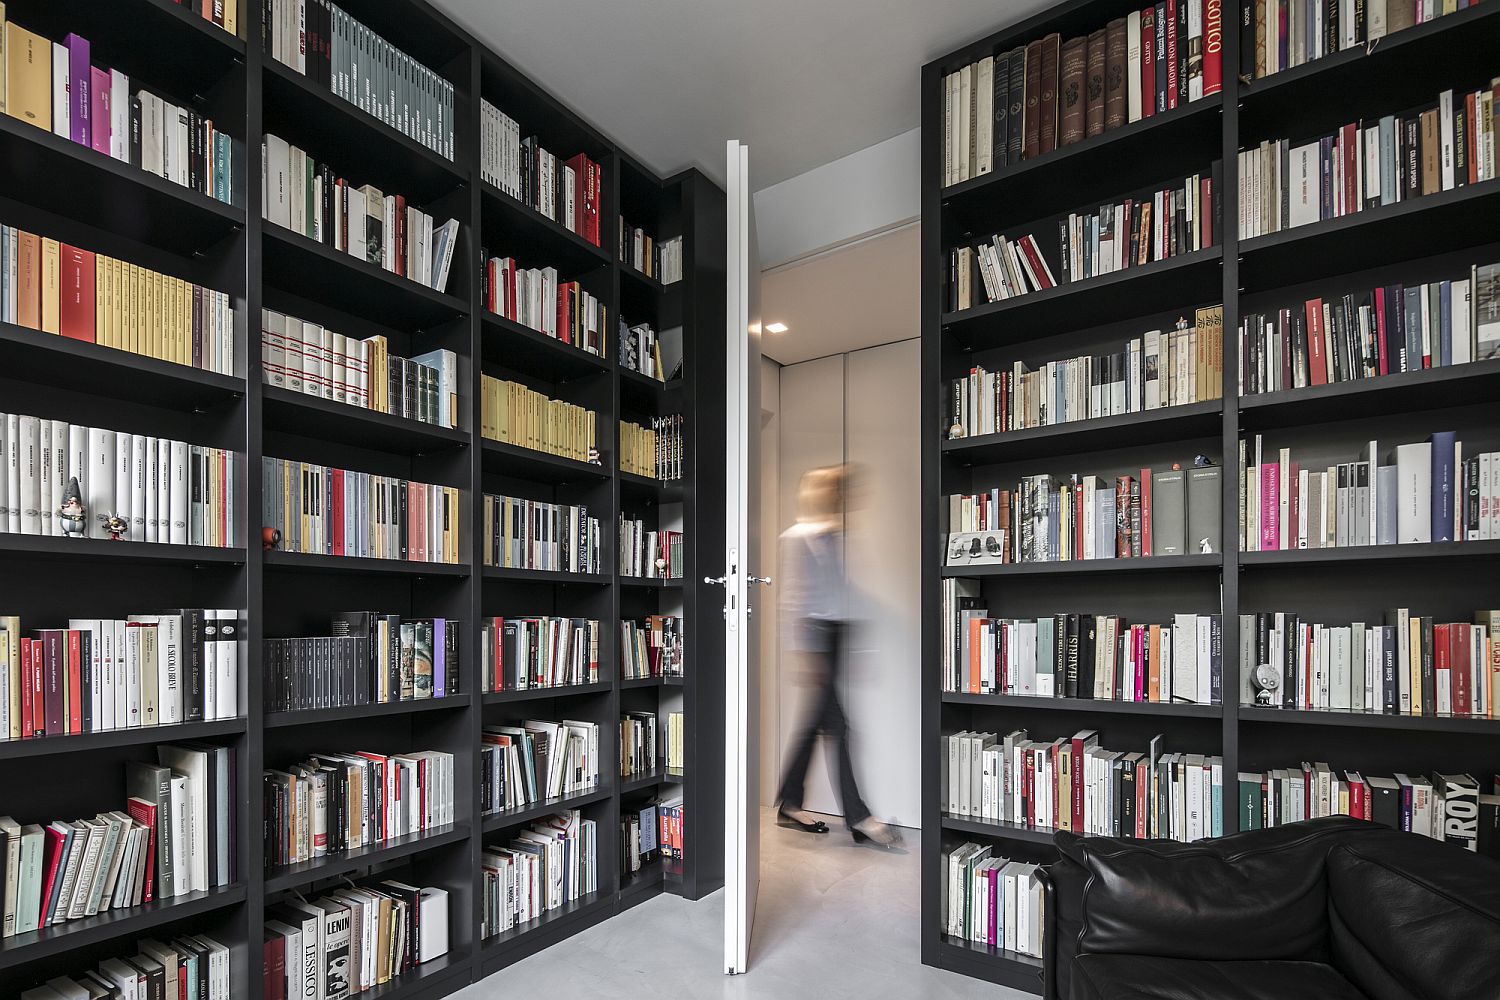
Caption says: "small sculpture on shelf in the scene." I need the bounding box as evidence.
[57,478,86,538]
[263,526,282,551]
[1253,663,1281,707]
[948,422,966,440]
[104,513,128,541]
[655,557,669,578]
[588,447,602,466]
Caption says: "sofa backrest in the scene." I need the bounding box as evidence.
[1327,832,1500,1000]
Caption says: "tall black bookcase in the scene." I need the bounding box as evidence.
[921,2,1500,993]
[0,1,726,997]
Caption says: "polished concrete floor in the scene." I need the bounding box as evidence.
[454,808,1032,1000]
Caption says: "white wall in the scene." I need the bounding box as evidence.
[759,341,921,826]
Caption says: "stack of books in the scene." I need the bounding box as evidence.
[480,810,598,937]
[21,935,230,1000]
[260,459,461,562]
[265,613,462,713]
[480,375,598,461]
[480,721,600,814]
[619,518,682,579]
[481,495,602,575]
[479,616,600,693]
[621,616,684,680]
[1241,0,1474,80]
[481,254,609,354]
[944,842,1044,957]
[481,101,603,245]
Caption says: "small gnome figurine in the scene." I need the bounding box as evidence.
[263,527,282,551]
[104,513,129,540]
[57,477,87,538]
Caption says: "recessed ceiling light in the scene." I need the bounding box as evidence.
[765,322,789,334]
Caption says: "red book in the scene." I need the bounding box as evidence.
[1453,624,1471,716]
[1140,470,1154,555]
[59,246,96,342]
[66,629,82,735]
[1165,0,1179,110]
[28,640,43,737]
[40,631,65,736]
[1434,624,1452,714]
[19,638,33,739]
[218,449,228,546]
[1466,92,1479,184]
[393,195,407,277]
[39,824,69,925]
[1023,749,1036,827]
[1306,299,1328,385]
[1342,124,1358,217]
[1070,729,1099,831]
[1200,175,1213,246]
[125,796,157,902]
[1141,7,1156,118]
[1374,287,1389,375]
[1019,235,1055,288]
[1202,0,1223,96]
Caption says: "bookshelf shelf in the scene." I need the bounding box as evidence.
[261,385,471,454]
[938,936,1045,993]
[478,312,611,382]
[261,550,469,577]
[481,682,613,704]
[619,266,664,294]
[620,767,668,793]
[1238,706,1500,735]
[264,696,470,728]
[479,181,612,272]
[619,577,684,589]
[939,814,1058,845]
[1236,359,1500,429]
[619,676,669,690]
[265,823,470,894]
[0,322,245,412]
[941,553,1221,578]
[481,566,611,586]
[481,786,614,833]
[619,371,683,416]
[618,860,666,903]
[0,718,247,761]
[1239,540,1500,568]
[0,534,244,566]
[0,884,247,972]
[941,401,1224,465]
[479,439,610,483]
[360,949,473,1000]
[478,890,613,966]
[940,693,1222,718]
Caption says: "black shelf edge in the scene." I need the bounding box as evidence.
[1238,706,1500,734]
[619,577,684,589]
[262,550,470,577]
[0,322,244,411]
[0,883,246,971]
[938,936,1046,974]
[939,814,1059,845]
[620,768,667,794]
[481,682,612,704]
[479,181,611,268]
[618,861,666,904]
[664,768,684,785]
[619,265,664,294]
[0,717,246,761]
[1237,359,1500,428]
[264,823,469,894]
[0,534,244,566]
[480,438,611,483]
[265,696,469,729]
[480,785,613,832]
[940,693,1222,717]
[619,676,668,690]
[262,384,470,454]
[139,0,248,53]
[479,312,611,380]
[942,553,1222,578]
[479,890,612,959]
[262,224,469,329]
[481,566,610,586]
[943,401,1224,465]
[358,948,472,1000]
[618,471,685,501]
[1240,540,1500,568]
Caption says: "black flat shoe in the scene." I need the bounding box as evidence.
[851,818,904,847]
[777,808,829,833]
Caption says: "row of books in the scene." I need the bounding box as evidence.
[261,459,460,563]
[620,320,667,381]
[942,2,1224,187]
[946,308,1223,439]
[1238,264,1500,395]
[261,309,459,427]
[1239,81,1500,240]
[945,462,1222,564]
[480,374,598,463]
[665,710,684,772]
[1237,767,1496,855]
[480,810,598,938]
[480,721,600,814]
[942,599,1223,706]
[0,610,239,739]
[945,728,1223,842]
[621,801,670,875]
[620,414,684,482]
[621,615,684,680]
[949,167,1217,309]
[265,0,454,160]
[22,934,231,1000]
[1240,433,1499,550]
[0,20,234,204]
[944,845,1043,958]
[1,224,236,375]
[263,883,449,1000]
[1242,0,1474,81]
[479,616,601,694]
[480,101,604,247]
[657,235,683,285]
[263,749,455,867]
[264,614,462,713]
[482,254,609,356]
[261,134,460,293]
[621,711,658,777]
[2,416,236,546]
[620,519,683,579]
[482,494,603,575]
[619,221,665,279]
[1241,610,1500,717]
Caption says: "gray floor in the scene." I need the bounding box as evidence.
[455,808,1031,1000]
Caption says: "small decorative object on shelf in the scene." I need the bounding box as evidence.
[262,526,282,551]
[104,513,128,540]
[57,478,86,538]
[1253,663,1281,706]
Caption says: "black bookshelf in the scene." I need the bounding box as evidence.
[923,4,1500,995]
[0,0,724,996]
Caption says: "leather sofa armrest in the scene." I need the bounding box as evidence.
[1037,865,1058,1000]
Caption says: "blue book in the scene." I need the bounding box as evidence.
[1429,431,1457,542]
[1438,280,1452,368]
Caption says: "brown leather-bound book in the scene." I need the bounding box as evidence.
[1037,33,1061,155]
[1006,47,1026,166]
[1085,29,1107,137]
[1104,18,1128,131]
[1023,39,1044,159]
[1058,36,1087,148]
[1419,108,1441,196]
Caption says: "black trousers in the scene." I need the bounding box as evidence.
[776,622,871,826]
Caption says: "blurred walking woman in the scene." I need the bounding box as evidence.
[775,465,902,847]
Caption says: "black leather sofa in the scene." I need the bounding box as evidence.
[1043,816,1500,1000]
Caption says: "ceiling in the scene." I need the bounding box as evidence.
[760,223,920,366]
[434,0,1051,190]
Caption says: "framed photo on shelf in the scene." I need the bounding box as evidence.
[946,530,1006,566]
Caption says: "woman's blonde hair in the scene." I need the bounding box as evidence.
[798,464,849,523]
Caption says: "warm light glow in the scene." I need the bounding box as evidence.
[765,322,789,334]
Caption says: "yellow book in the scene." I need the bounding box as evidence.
[177,280,189,366]
[94,254,110,345]
[39,238,60,334]
[130,263,143,355]
[0,2,7,117]
[149,270,163,360]
[168,278,180,365]
[111,257,123,353]
[1410,618,1423,717]
[4,22,49,131]
[224,0,237,38]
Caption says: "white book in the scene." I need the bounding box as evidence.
[974,57,993,177]
[86,427,116,540]
[212,610,237,720]
[51,43,69,140]
[35,418,53,538]
[110,70,129,162]
[112,620,128,730]
[156,437,171,543]
[1452,278,1472,365]
[0,415,9,532]
[1439,90,1455,192]
[1127,10,1143,122]
[17,415,39,535]
[0,815,20,936]
[130,434,148,540]
[162,770,194,896]
[49,420,67,538]
[1394,442,1432,544]
[142,435,158,543]
[156,614,183,725]
[124,622,142,728]
[114,431,134,538]
[432,218,459,293]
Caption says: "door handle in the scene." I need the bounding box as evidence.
[704,575,728,586]
[749,576,772,586]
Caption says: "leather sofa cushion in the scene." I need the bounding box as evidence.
[1055,817,1382,966]
[1068,955,1367,1000]
[1327,831,1500,1000]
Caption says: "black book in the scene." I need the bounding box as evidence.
[1419,616,1435,716]
[1006,48,1025,166]
[177,609,206,722]
[1402,116,1421,201]
[1063,614,1081,699]
[330,611,374,706]
[1176,0,1189,106]
[130,96,143,168]
[79,629,92,733]
[1282,614,1298,709]
[1079,616,1098,699]
[1239,0,1255,79]
[1381,626,1398,714]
